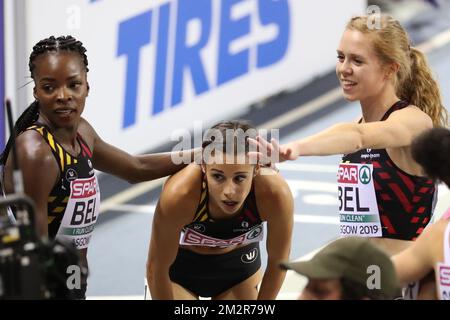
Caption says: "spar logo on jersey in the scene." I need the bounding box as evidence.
[338,164,358,184]
[338,164,371,184]
[439,265,450,285]
[71,177,98,199]
[359,165,371,185]
[241,247,259,264]
[182,228,246,246]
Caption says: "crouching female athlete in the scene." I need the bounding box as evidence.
[146,121,294,300]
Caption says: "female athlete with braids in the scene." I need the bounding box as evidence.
[0,36,192,299]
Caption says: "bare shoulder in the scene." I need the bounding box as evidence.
[389,104,433,128]
[77,117,95,133]
[163,163,202,194]
[15,130,56,166]
[253,172,293,220]
[11,130,60,188]
[159,163,202,219]
[76,117,97,150]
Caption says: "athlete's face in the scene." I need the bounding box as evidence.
[336,29,391,103]
[33,51,89,130]
[298,278,343,300]
[203,157,255,218]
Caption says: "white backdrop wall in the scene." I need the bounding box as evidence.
[15,0,365,154]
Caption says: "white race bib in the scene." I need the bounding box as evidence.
[56,176,100,249]
[337,163,382,237]
[437,262,450,300]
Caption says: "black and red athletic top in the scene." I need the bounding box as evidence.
[342,100,436,240]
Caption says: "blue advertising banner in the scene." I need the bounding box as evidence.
[25,0,365,154]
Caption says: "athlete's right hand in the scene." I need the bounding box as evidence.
[248,136,299,164]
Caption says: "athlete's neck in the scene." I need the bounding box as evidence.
[37,115,79,151]
[360,87,400,123]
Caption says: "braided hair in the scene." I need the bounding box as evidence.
[0,36,89,165]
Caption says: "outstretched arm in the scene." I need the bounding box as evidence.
[80,118,200,183]
[255,173,294,299]
[250,106,432,162]
[392,220,445,286]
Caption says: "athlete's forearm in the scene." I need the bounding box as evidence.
[148,272,174,300]
[293,123,363,156]
[135,148,201,181]
[257,265,286,300]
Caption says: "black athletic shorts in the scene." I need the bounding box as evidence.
[169,242,261,297]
